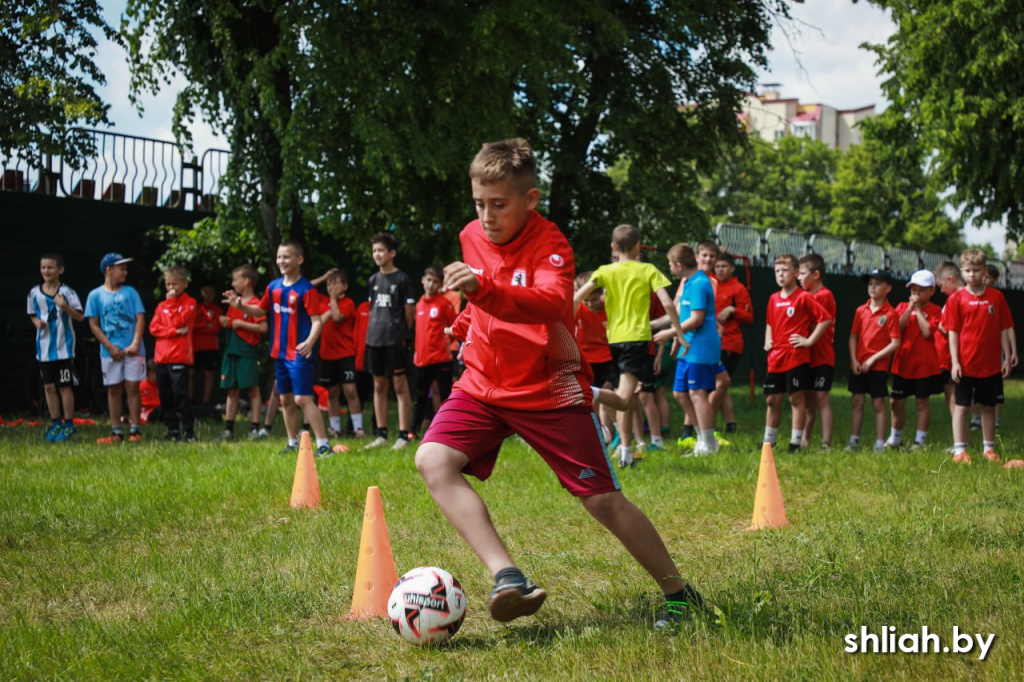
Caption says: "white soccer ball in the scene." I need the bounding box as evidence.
[388,566,467,645]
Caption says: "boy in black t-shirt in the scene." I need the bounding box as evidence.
[364,232,417,450]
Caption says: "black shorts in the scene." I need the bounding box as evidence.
[610,342,654,384]
[891,373,944,400]
[764,363,811,395]
[194,350,220,371]
[590,360,619,389]
[810,365,834,392]
[721,350,743,377]
[318,356,357,387]
[365,343,409,378]
[848,370,889,399]
[940,368,952,385]
[39,358,75,388]
[955,373,1003,407]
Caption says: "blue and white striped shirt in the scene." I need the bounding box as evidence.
[27,284,82,362]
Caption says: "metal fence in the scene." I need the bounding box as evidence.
[714,222,1023,290]
[0,129,229,211]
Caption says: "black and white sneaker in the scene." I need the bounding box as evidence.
[487,570,547,622]
[655,584,705,630]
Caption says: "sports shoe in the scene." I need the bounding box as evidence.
[819,442,832,452]
[128,432,143,443]
[96,433,124,445]
[952,451,972,464]
[353,428,367,438]
[182,432,197,443]
[787,442,800,454]
[647,442,665,453]
[676,436,697,451]
[982,449,1002,463]
[607,431,621,455]
[253,427,271,440]
[618,449,634,468]
[44,422,61,442]
[279,444,298,455]
[315,444,333,458]
[693,441,710,457]
[655,584,705,630]
[725,422,738,434]
[217,429,233,441]
[53,424,77,442]
[909,441,924,451]
[363,436,389,449]
[884,439,902,450]
[328,429,343,439]
[844,441,860,452]
[487,571,547,622]
[969,418,981,431]
[714,432,731,447]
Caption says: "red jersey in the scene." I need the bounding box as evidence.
[766,288,829,373]
[648,293,665,355]
[415,294,456,367]
[320,295,357,361]
[807,286,836,368]
[443,289,463,351]
[850,299,900,366]
[354,301,371,371]
[454,211,592,410]
[192,302,222,352]
[934,291,962,370]
[575,302,612,364]
[716,277,753,354]
[140,378,160,410]
[891,301,942,379]
[942,286,1014,377]
[226,296,265,349]
[150,293,197,365]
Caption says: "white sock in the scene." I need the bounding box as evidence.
[849,435,860,445]
[875,439,885,449]
[651,435,663,446]
[954,442,966,454]
[700,429,715,447]
[620,445,633,458]
[984,440,995,451]
[352,413,363,430]
[764,427,778,445]
[889,428,902,443]
[317,438,329,448]
[791,429,803,444]
[288,438,299,447]
[329,416,342,432]
[915,430,927,443]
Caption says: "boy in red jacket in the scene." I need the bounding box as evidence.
[149,266,197,441]
[415,138,702,630]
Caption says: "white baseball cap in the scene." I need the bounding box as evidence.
[907,269,936,287]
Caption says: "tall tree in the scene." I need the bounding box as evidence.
[866,0,1024,240]
[0,0,115,166]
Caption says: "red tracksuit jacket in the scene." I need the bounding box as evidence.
[454,211,592,410]
[150,294,197,365]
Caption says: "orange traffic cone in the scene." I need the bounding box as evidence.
[348,486,399,619]
[747,442,789,530]
[290,432,321,509]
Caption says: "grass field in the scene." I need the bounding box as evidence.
[2,382,1024,680]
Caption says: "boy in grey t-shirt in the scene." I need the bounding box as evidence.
[364,232,417,450]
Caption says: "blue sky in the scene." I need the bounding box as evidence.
[91,0,1005,253]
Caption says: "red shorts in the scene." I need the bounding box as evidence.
[422,391,620,497]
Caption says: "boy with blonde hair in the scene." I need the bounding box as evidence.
[944,249,1017,463]
[149,266,198,441]
[574,224,685,467]
[218,264,268,440]
[797,254,836,449]
[416,138,702,629]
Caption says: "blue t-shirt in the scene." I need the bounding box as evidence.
[84,285,147,358]
[678,271,720,365]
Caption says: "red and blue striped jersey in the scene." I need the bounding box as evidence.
[259,277,324,360]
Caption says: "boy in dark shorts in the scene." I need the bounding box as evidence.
[846,269,901,452]
[364,232,417,450]
[412,266,457,431]
[416,138,702,629]
[714,252,753,434]
[218,265,267,440]
[763,255,832,453]
[28,252,84,442]
[797,254,836,449]
[318,269,365,438]
[574,272,618,444]
[944,249,1017,463]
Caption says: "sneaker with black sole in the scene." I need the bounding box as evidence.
[280,444,298,455]
[655,584,705,630]
[487,571,547,622]
[315,444,332,457]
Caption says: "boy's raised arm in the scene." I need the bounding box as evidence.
[445,256,571,324]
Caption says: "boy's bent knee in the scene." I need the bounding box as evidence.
[415,442,469,479]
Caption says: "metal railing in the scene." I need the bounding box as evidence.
[1,129,229,211]
[713,222,1024,290]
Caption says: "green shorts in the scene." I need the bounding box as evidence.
[220,354,260,389]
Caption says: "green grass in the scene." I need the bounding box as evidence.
[2,383,1024,680]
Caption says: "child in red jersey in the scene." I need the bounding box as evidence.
[413,265,457,431]
[763,255,832,453]
[944,249,1018,463]
[192,284,222,404]
[796,254,836,449]
[887,270,944,450]
[415,138,702,629]
[846,269,902,452]
[317,269,364,438]
[140,361,160,424]
[933,262,964,426]
[574,272,617,443]
[217,264,267,441]
[149,266,197,441]
[714,251,753,434]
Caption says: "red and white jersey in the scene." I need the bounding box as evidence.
[575,302,612,364]
[415,294,456,367]
[850,299,901,367]
[453,211,592,411]
[943,286,1014,377]
[353,301,371,371]
[891,302,942,379]
[765,288,830,373]
[193,302,222,352]
[716,277,753,354]
[807,286,836,368]
[320,295,357,361]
